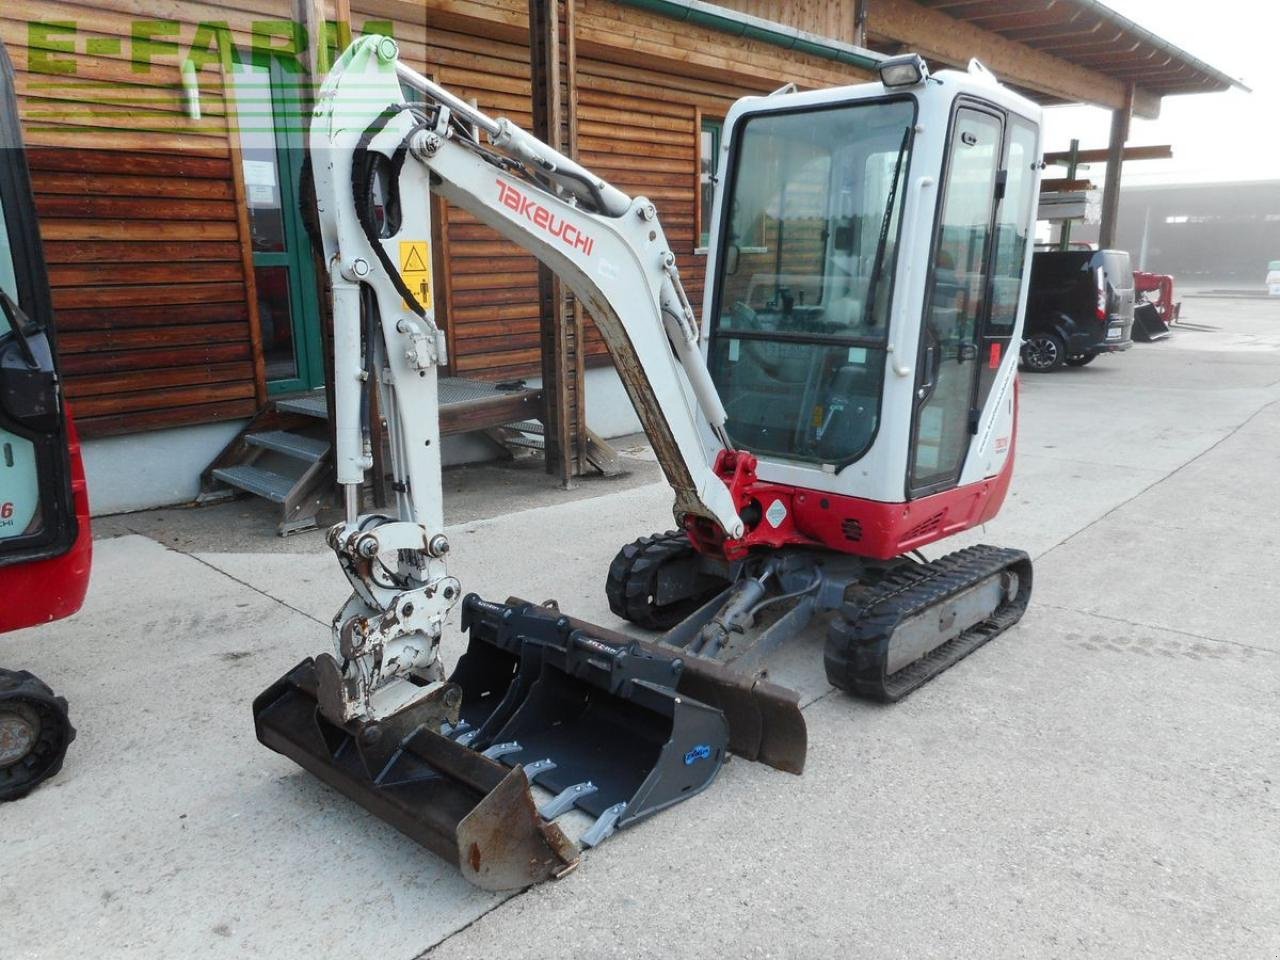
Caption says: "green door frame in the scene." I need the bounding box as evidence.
[246,60,324,396]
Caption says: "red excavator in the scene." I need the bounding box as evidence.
[0,38,92,801]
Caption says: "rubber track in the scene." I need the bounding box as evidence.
[825,545,1033,703]
[606,530,707,630]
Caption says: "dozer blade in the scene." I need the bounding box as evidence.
[507,597,808,775]
[825,545,1033,702]
[454,597,730,837]
[252,659,579,891]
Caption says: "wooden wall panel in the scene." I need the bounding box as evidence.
[711,0,857,45]
[576,60,702,364]
[432,30,540,382]
[6,0,285,436]
[27,146,260,435]
[14,0,880,417]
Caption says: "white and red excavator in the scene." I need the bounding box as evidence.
[253,35,1042,890]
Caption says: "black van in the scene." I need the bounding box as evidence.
[1020,249,1135,372]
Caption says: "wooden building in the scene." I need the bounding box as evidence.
[3,0,1235,512]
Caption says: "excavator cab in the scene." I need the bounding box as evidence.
[704,63,1041,520]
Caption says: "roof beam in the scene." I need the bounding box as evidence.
[865,0,1162,117]
[1034,35,1136,56]
[1039,177,1094,192]
[1003,17,1104,43]
[1042,144,1173,164]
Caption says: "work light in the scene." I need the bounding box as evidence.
[878,54,929,87]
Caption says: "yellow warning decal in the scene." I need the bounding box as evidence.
[399,240,432,312]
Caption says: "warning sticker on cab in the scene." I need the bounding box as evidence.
[399,241,433,312]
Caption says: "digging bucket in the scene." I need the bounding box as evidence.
[252,659,580,891]
[451,596,730,839]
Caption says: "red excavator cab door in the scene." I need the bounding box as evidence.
[0,38,91,633]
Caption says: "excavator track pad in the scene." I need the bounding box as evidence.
[825,545,1033,702]
[253,596,730,890]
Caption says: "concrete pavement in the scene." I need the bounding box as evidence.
[3,295,1279,959]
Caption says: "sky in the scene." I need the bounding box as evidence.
[1040,0,1278,185]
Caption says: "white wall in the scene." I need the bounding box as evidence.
[82,420,245,516]
[511,366,643,438]
[583,365,641,438]
[81,367,641,517]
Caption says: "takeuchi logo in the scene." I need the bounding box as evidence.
[496,180,595,256]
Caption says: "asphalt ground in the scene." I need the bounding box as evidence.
[3,294,1278,959]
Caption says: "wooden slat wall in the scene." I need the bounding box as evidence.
[352,0,545,382]
[2,0,297,435]
[31,148,259,436]
[431,30,541,381]
[10,0,878,416]
[350,0,875,382]
[711,0,857,45]
[576,59,722,363]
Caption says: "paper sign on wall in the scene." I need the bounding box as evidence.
[243,160,277,208]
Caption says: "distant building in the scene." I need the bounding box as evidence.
[1075,181,1280,286]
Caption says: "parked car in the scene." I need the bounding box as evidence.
[1267,260,1280,296]
[1020,249,1135,372]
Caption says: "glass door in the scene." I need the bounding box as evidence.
[908,105,1003,495]
[233,61,324,395]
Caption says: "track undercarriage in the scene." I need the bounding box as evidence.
[607,531,1032,704]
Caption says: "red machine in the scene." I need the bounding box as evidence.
[1134,270,1181,329]
[0,38,91,800]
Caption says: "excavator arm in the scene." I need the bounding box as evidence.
[306,36,742,724]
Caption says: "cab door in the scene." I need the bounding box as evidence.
[0,39,90,630]
[908,105,1003,496]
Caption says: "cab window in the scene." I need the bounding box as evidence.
[706,98,916,466]
[0,188,42,542]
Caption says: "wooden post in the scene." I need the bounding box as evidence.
[854,0,868,47]
[1099,84,1134,250]
[529,0,586,484]
[1058,138,1079,251]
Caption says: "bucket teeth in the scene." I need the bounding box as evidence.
[451,595,729,829]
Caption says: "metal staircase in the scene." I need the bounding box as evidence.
[200,393,335,536]
[201,379,555,535]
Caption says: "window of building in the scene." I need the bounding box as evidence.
[698,117,723,252]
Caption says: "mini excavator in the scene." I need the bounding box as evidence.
[253,36,1041,890]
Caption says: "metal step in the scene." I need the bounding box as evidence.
[275,393,328,419]
[503,433,545,451]
[211,465,296,504]
[504,420,544,436]
[245,430,330,463]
